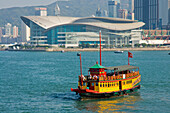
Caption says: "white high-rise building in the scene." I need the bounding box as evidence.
[35,7,47,16]
[13,26,18,38]
[5,23,12,36]
[21,21,30,42]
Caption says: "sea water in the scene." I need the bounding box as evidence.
[0,51,170,112]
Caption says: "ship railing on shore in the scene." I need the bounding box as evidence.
[79,71,140,81]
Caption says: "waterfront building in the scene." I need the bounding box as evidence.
[5,23,12,36]
[134,0,159,29]
[13,26,18,38]
[35,7,47,16]
[21,21,30,42]
[21,16,145,48]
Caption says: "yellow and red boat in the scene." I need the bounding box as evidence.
[71,62,141,98]
[71,31,141,98]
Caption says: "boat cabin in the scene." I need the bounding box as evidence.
[78,64,140,93]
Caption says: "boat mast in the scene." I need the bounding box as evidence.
[77,53,82,76]
[99,30,102,65]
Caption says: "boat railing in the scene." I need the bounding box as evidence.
[79,71,140,81]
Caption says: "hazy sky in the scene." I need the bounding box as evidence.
[0,0,57,9]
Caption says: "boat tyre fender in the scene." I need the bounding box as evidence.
[123,90,126,94]
[130,89,133,92]
[137,85,140,89]
[118,91,121,96]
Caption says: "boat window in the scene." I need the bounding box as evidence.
[126,80,132,84]
[100,83,102,87]
[92,83,94,86]
[116,83,118,86]
[105,83,107,87]
[83,82,86,86]
[96,82,98,86]
[123,82,125,85]
[108,83,110,87]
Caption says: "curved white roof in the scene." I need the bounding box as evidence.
[21,16,145,31]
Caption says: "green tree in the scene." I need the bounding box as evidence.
[134,44,140,48]
[86,43,90,48]
[94,44,98,48]
[141,43,147,47]
[82,43,86,48]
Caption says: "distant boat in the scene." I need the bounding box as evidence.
[61,50,65,53]
[114,51,124,53]
[169,53,170,55]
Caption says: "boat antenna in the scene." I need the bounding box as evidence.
[99,30,102,65]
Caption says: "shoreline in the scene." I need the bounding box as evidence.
[1,47,170,52]
[53,48,170,52]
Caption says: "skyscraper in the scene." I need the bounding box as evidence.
[96,7,102,17]
[108,0,120,18]
[5,23,12,36]
[35,7,47,16]
[13,26,18,38]
[159,0,169,26]
[129,0,134,13]
[119,9,128,19]
[55,2,60,16]
[134,0,159,29]
[103,10,108,17]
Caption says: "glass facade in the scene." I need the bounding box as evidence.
[45,24,133,48]
[30,21,47,45]
[47,25,86,45]
[134,0,159,29]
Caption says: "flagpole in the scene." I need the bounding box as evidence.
[99,30,102,65]
[128,56,130,65]
[128,51,130,65]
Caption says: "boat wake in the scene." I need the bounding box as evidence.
[50,92,80,100]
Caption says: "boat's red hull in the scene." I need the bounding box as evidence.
[71,85,140,98]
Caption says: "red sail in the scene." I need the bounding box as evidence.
[128,52,133,58]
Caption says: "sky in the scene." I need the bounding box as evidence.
[0,0,58,9]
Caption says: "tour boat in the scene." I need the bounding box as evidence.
[71,31,141,98]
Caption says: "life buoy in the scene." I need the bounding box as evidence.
[93,75,98,80]
[113,76,116,80]
[104,76,107,80]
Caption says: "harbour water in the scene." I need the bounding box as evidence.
[0,51,170,112]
